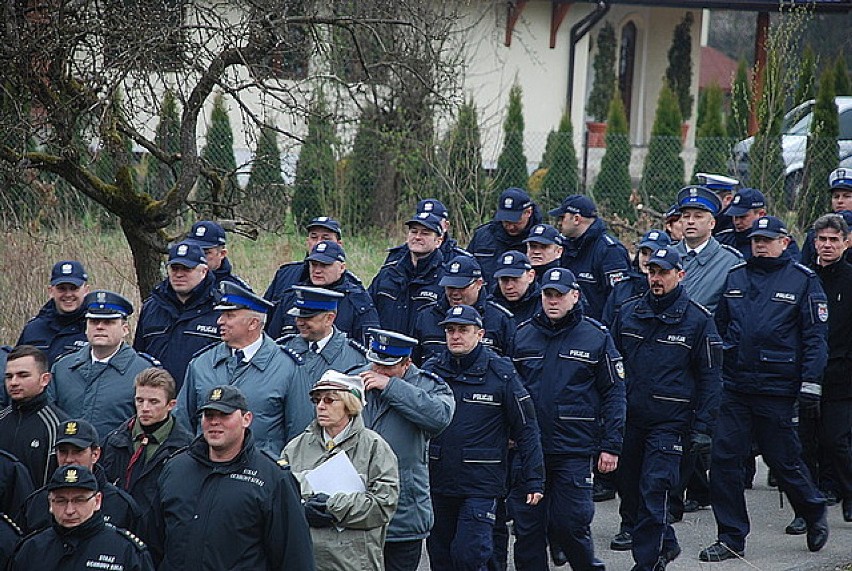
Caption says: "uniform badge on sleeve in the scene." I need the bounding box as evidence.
[615,361,625,379]
[817,302,828,323]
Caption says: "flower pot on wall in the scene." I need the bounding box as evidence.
[587,121,607,148]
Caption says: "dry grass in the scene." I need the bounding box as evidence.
[0,224,400,346]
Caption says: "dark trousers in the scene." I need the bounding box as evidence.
[710,390,826,552]
[799,398,852,501]
[427,495,497,571]
[619,424,684,571]
[384,539,423,571]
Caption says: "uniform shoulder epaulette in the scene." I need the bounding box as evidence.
[452,246,472,257]
[138,352,162,367]
[719,243,744,258]
[259,447,287,468]
[106,523,147,551]
[0,345,10,354]
[278,344,304,365]
[347,338,368,355]
[603,234,618,246]
[228,274,254,291]
[793,262,816,276]
[487,300,514,318]
[53,344,87,365]
[379,258,401,270]
[729,261,747,272]
[415,300,439,314]
[516,316,534,331]
[1,512,21,536]
[688,299,713,316]
[419,369,446,385]
[275,333,299,346]
[715,228,735,236]
[486,352,517,379]
[189,342,219,361]
[582,315,610,333]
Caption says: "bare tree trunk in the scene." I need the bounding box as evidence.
[121,219,166,299]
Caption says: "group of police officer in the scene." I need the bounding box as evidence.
[1,166,852,570]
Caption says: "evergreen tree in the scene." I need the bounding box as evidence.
[293,94,336,226]
[199,93,238,217]
[246,124,285,207]
[641,85,684,206]
[145,89,181,200]
[594,94,633,220]
[793,46,817,107]
[799,67,838,226]
[834,54,851,96]
[445,98,484,233]
[495,83,529,193]
[540,112,579,209]
[345,106,383,230]
[729,59,752,141]
[749,51,786,206]
[539,130,557,170]
[693,84,729,179]
[665,12,695,121]
[587,22,617,122]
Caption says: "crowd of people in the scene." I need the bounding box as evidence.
[1,167,852,570]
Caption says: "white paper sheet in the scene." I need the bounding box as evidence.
[304,450,366,494]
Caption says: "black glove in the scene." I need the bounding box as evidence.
[690,432,712,454]
[304,493,335,528]
[798,393,821,419]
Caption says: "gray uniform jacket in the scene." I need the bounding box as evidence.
[281,328,368,388]
[175,335,311,455]
[49,343,158,439]
[674,238,742,313]
[359,364,455,541]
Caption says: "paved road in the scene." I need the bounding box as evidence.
[416,459,852,570]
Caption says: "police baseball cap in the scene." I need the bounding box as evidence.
[307,241,346,265]
[439,256,483,288]
[726,188,766,217]
[748,216,789,239]
[664,204,681,221]
[548,194,598,218]
[215,282,274,313]
[168,242,207,268]
[676,186,722,216]
[695,173,739,194]
[439,304,483,328]
[199,385,249,414]
[493,251,533,278]
[637,229,672,251]
[50,260,88,287]
[647,248,682,271]
[306,217,342,238]
[287,286,344,318]
[55,420,99,449]
[184,221,227,249]
[523,224,563,246]
[494,188,533,222]
[366,328,418,365]
[829,168,852,192]
[405,212,443,236]
[540,268,580,293]
[84,291,133,319]
[47,465,99,492]
[310,370,366,403]
[416,199,449,220]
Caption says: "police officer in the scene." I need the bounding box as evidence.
[146,385,315,570]
[183,220,253,290]
[266,240,379,344]
[100,368,192,522]
[18,419,140,535]
[700,215,830,561]
[384,199,470,264]
[716,188,801,259]
[357,329,455,571]
[10,465,153,571]
[601,229,672,327]
[51,291,160,438]
[279,285,368,384]
[369,212,447,336]
[801,168,852,266]
[413,255,515,364]
[0,345,68,486]
[552,194,631,322]
[524,223,564,279]
[18,260,90,365]
[612,249,722,571]
[695,173,738,236]
[423,305,544,571]
[510,268,625,570]
[468,188,544,286]
[133,242,221,388]
[0,451,34,521]
[0,510,21,569]
[175,282,310,454]
[491,251,541,326]
[664,205,683,244]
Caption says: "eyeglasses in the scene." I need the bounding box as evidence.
[49,493,97,507]
[311,395,340,406]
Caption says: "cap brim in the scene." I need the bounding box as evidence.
[438,318,482,327]
[183,238,221,249]
[306,254,339,264]
[47,482,99,492]
[85,311,125,319]
[494,210,523,222]
[306,223,341,236]
[748,230,786,239]
[523,237,557,245]
[310,381,355,393]
[214,302,246,311]
[198,403,240,414]
[365,350,406,366]
[439,276,477,288]
[494,268,527,278]
[637,240,662,250]
[541,284,573,293]
[830,184,852,192]
[54,437,96,449]
[286,306,327,318]
[405,221,441,235]
[168,258,203,268]
[51,278,85,287]
[648,260,679,270]
[548,207,567,217]
[725,206,752,216]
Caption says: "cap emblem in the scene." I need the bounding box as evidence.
[317,216,329,222]
[452,306,463,315]
[317,243,327,252]
[424,203,434,211]
[97,292,106,302]
[379,334,389,345]
[689,188,698,197]
[211,388,223,401]
[649,232,658,240]
[733,195,741,204]
[503,255,513,264]
[418,212,429,219]
[504,198,513,208]
[65,422,77,435]
[450,262,460,273]
[62,264,72,274]
[65,469,78,483]
[178,245,188,256]
[759,219,768,228]
[550,272,560,281]
[657,249,668,257]
[196,227,206,236]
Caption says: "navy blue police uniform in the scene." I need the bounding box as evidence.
[490,251,541,327]
[384,198,470,265]
[183,220,253,291]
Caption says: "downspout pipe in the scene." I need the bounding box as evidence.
[567,0,610,114]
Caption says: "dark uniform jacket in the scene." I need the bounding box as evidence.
[612,286,722,435]
[560,218,631,321]
[146,430,315,571]
[491,281,542,328]
[369,248,445,337]
[0,512,21,570]
[266,272,379,345]
[814,259,852,400]
[513,308,626,457]
[17,301,87,366]
[467,206,544,287]
[0,452,34,519]
[263,259,308,302]
[212,257,253,291]
[423,345,544,498]
[412,290,515,365]
[133,274,221,388]
[717,227,801,260]
[18,464,141,535]
[49,343,159,439]
[10,513,153,571]
[0,391,68,486]
[601,264,648,327]
[100,416,193,521]
[383,235,469,266]
[716,255,829,397]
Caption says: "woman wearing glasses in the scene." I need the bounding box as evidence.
[282,370,399,571]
